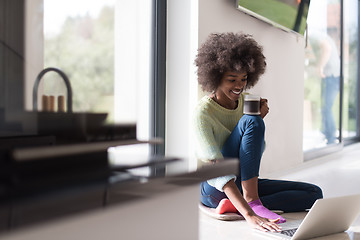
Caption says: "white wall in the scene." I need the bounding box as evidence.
[166,0,199,173]
[166,0,306,175]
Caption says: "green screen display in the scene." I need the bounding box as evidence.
[237,0,309,35]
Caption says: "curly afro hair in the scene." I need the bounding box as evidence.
[195,32,266,92]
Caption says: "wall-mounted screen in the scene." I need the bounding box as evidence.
[236,0,310,35]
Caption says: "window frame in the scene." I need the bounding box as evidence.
[150,0,167,157]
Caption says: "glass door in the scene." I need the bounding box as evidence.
[342,0,359,142]
[304,0,342,151]
[304,0,359,155]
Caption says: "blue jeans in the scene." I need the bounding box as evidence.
[200,115,323,212]
[321,75,340,144]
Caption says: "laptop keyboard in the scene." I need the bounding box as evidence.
[280,228,298,237]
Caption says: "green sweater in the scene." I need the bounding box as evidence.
[193,94,245,191]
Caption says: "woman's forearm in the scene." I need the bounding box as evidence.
[223,180,255,219]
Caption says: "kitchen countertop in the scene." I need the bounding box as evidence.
[0,151,238,235]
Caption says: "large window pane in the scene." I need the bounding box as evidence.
[42,0,152,129]
[24,0,153,173]
[343,0,358,139]
[44,0,116,117]
[24,0,153,141]
[303,0,341,151]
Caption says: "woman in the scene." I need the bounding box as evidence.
[193,32,323,232]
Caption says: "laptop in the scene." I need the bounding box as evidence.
[256,194,360,240]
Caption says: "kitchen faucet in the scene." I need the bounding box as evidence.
[33,67,73,112]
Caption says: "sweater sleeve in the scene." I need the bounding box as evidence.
[193,107,236,192]
[207,175,237,192]
[193,109,223,165]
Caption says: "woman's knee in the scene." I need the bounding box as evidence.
[305,184,323,209]
[312,184,323,200]
[237,115,265,147]
[239,115,265,132]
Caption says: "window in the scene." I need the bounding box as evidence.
[342,0,359,141]
[41,0,152,131]
[24,0,158,174]
[303,0,359,155]
[43,0,116,117]
[25,0,153,141]
[304,0,341,151]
